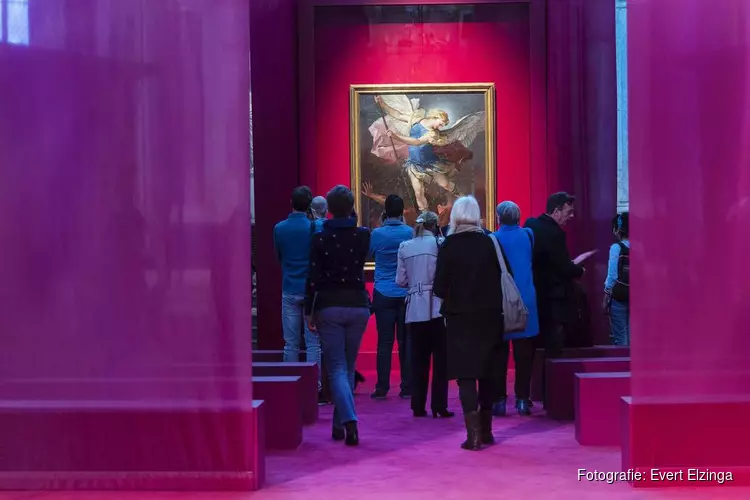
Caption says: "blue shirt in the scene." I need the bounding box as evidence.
[314,218,325,233]
[605,240,630,291]
[493,225,540,340]
[370,219,414,297]
[273,212,315,296]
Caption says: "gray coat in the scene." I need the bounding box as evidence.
[395,232,443,323]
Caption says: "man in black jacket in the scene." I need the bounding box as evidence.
[525,192,587,356]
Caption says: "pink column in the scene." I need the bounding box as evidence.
[0,0,260,490]
[625,0,750,486]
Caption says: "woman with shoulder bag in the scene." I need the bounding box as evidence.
[433,196,504,451]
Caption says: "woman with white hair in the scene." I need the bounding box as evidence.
[433,196,505,451]
[490,200,539,417]
[396,211,454,419]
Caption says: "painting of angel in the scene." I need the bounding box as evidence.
[350,84,495,231]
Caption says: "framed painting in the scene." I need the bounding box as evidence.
[350,83,496,240]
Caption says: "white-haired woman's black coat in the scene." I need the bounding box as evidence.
[433,231,505,380]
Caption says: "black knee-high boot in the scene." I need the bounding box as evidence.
[461,411,482,451]
[479,409,495,445]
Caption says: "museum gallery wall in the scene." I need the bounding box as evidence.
[305,3,533,354]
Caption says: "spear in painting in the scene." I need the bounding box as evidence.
[374,96,420,213]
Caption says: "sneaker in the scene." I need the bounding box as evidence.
[370,389,388,400]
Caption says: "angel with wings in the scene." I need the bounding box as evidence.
[369,94,486,212]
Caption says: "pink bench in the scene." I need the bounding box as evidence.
[531,346,630,401]
[252,376,303,450]
[545,357,630,420]
[252,362,318,425]
[574,371,630,446]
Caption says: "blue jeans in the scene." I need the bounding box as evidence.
[609,300,630,346]
[316,306,369,428]
[281,293,322,389]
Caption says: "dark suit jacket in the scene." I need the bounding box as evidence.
[524,214,583,323]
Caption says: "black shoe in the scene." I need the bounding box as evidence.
[354,371,366,389]
[344,421,359,446]
[432,409,455,418]
[370,389,388,400]
[399,391,412,400]
[479,409,495,445]
[492,398,507,417]
[461,411,482,451]
[516,398,532,416]
[413,409,428,417]
[332,426,345,441]
[318,391,330,406]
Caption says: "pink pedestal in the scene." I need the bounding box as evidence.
[546,357,630,420]
[252,376,303,450]
[253,350,289,362]
[574,372,631,446]
[531,346,630,401]
[252,362,319,425]
[0,391,263,490]
[621,397,750,487]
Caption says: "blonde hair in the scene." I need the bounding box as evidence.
[414,211,439,238]
[425,109,449,124]
[448,196,482,234]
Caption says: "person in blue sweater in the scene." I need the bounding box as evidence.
[273,186,322,395]
[490,201,539,416]
[603,212,630,345]
[370,195,415,399]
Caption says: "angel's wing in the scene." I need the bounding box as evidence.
[441,111,486,148]
[378,94,418,115]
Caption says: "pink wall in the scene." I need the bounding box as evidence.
[629,0,750,398]
[0,0,252,382]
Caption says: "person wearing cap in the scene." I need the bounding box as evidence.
[395,211,454,419]
[524,192,594,405]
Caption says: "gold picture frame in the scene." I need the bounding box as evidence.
[350,83,496,269]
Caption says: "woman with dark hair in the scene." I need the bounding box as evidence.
[305,185,371,446]
[434,196,505,451]
[396,211,454,419]
[603,212,630,345]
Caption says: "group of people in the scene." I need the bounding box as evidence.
[274,185,630,450]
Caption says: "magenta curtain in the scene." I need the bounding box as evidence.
[546,0,618,345]
[0,0,257,489]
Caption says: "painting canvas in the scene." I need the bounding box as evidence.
[350,84,496,233]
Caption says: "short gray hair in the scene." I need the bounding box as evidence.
[311,196,328,219]
[449,195,482,234]
[496,200,521,226]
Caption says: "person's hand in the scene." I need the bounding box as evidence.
[573,249,598,265]
[306,315,317,333]
[374,95,384,106]
[362,181,373,198]
[386,129,394,138]
[602,294,612,315]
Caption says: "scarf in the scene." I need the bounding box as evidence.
[449,223,484,236]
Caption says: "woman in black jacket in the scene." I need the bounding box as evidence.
[434,196,505,451]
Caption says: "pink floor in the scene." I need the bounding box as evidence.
[1,372,747,500]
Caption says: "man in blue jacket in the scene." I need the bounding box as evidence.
[273,186,322,395]
[370,195,415,399]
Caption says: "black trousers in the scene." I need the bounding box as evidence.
[457,378,493,414]
[537,309,567,406]
[409,318,449,412]
[494,337,536,401]
[373,291,411,393]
